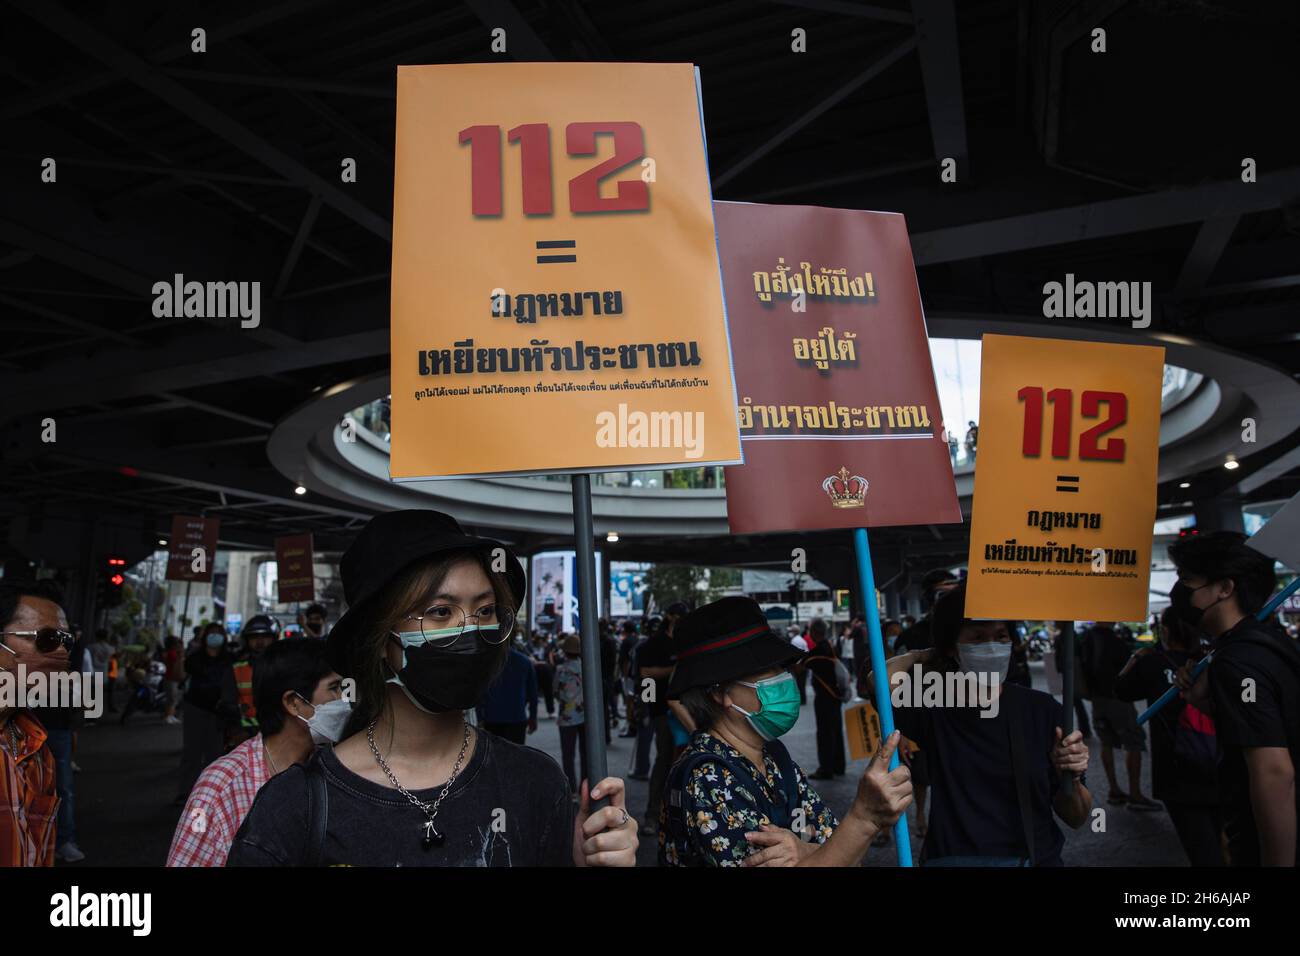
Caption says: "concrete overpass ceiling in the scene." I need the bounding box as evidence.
[1,0,1296,572]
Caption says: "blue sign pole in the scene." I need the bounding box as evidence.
[852,527,913,866]
[1137,576,1300,725]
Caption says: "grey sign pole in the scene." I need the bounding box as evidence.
[571,474,609,809]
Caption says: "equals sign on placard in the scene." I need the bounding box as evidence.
[1056,475,1080,493]
[536,240,576,264]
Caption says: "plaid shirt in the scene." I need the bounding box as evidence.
[167,734,269,867]
[0,711,58,867]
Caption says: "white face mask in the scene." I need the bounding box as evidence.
[957,642,1011,684]
[296,695,352,744]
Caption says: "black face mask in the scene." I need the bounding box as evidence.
[1169,581,1222,629]
[385,634,502,713]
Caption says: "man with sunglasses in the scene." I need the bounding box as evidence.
[0,579,73,866]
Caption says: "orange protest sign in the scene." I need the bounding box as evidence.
[845,698,919,762]
[965,335,1164,621]
[845,699,882,761]
[389,63,742,479]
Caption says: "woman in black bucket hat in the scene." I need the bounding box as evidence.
[658,596,912,867]
[228,509,638,867]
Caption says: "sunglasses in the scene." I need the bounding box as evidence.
[0,628,76,653]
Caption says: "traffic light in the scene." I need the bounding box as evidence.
[786,575,802,607]
[104,556,126,608]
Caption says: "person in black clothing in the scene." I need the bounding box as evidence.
[891,569,959,832]
[1083,622,1157,810]
[803,619,846,779]
[874,583,1092,865]
[895,568,960,653]
[1170,531,1297,867]
[527,632,555,717]
[617,620,639,736]
[846,614,867,684]
[599,619,619,743]
[639,601,688,836]
[1053,625,1093,739]
[1116,608,1223,865]
[175,623,239,803]
[1007,625,1032,688]
[228,509,637,867]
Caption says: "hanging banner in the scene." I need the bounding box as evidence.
[717,202,961,532]
[965,334,1164,621]
[165,514,219,583]
[275,533,315,604]
[389,62,742,480]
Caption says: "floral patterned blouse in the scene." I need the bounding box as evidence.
[658,731,838,866]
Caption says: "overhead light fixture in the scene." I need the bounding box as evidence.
[1178,482,1190,489]
[157,539,167,546]
[606,532,619,543]
[294,484,308,495]
[1223,457,1239,471]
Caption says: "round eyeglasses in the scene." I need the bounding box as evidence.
[392,603,515,648]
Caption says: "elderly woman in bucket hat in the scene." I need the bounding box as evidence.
[659,597,912,867]
[228,509,637,867]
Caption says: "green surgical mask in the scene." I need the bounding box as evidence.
[731,672,800,740]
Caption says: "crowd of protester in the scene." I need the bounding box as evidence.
[1,515,1297,867]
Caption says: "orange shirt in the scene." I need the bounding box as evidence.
[0,711,58,867]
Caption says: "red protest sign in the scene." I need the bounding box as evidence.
[717,202,960,533]
[275,534,315,604]
[165,515,220,583]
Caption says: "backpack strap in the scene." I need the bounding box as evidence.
[804,656,846,701]
[764,739,803,831]
[302,754,328,867]
[1005,689,1036,866]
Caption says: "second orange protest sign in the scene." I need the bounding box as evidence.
[965,335,1165,622]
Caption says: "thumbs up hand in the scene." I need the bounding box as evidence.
[850,730,913,830]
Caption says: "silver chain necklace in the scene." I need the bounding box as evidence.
[367,718,470,849]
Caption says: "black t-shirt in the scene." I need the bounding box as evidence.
[848,625,868,677]
[227,730,574,866]
[1114,647,1216,805]
[1081,626,1131,698]
[638,629,674,717]
[1208,618,1300,866]
[617,633,637,674]
[897,681,1077,865]
[183,650,238,718]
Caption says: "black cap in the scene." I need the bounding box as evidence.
[242,614,278,637]
[326,510,525,677]
[668,597,801,696]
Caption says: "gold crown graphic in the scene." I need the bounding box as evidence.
[821,466,867,508]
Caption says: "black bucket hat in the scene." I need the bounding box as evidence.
[668,596,802,696]
[325,510,526,677]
